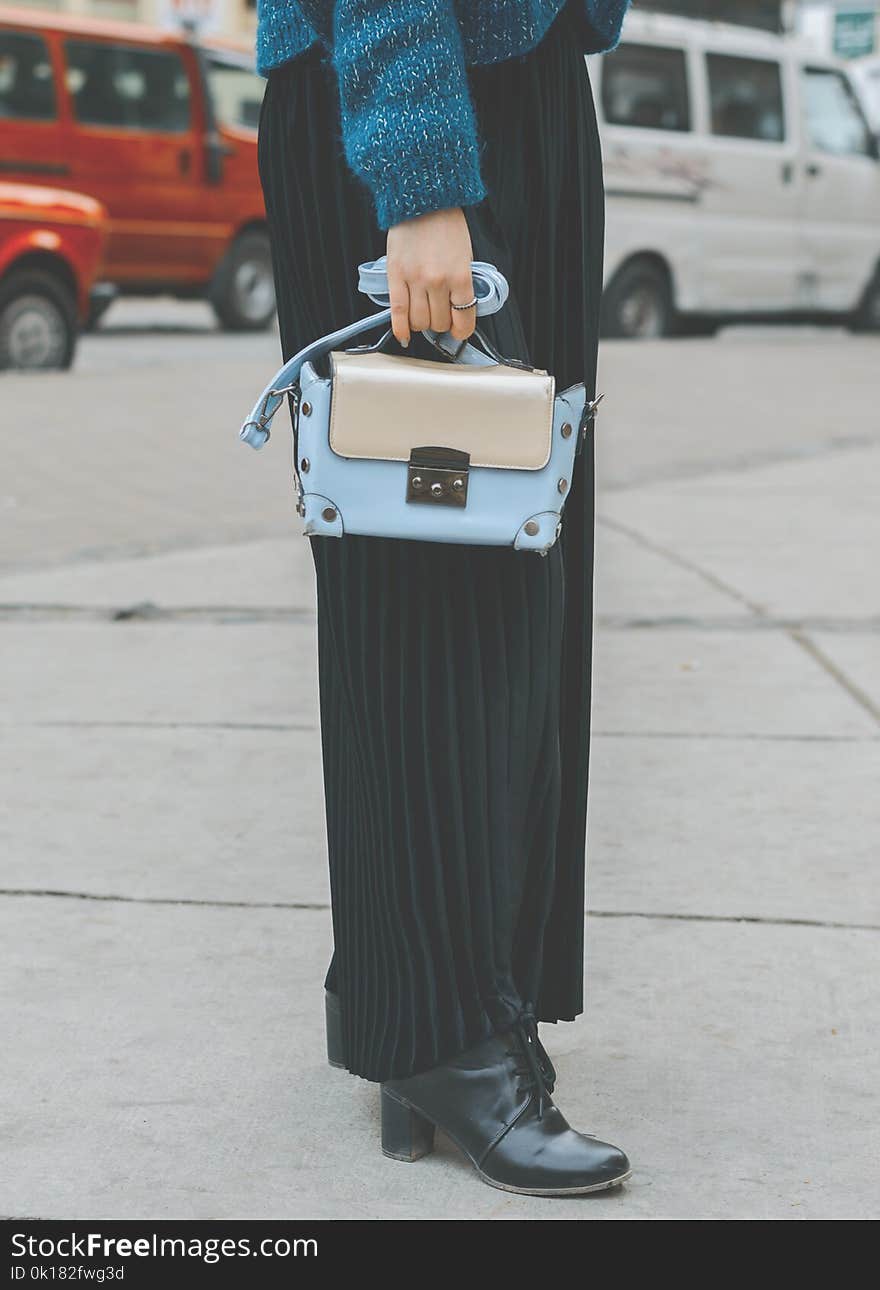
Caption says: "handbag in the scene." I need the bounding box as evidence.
[239,259,602,555]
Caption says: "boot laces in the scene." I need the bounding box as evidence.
[506,1005,557,1120]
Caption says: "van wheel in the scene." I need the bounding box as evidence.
[0,270,77,371]
[601,260,673,339]
[849,270,880,332]
[210,230,276,332]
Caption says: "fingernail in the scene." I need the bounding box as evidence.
[401,338,409,348]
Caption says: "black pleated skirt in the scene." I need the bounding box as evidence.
[258,3,605,1082]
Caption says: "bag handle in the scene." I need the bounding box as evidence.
[239,259,511,450]
[345,319,543,369]
[356,256,509,314]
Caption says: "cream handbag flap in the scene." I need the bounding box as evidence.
[328,350,556,470]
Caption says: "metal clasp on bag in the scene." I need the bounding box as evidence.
[284,386,307,517]
[575,393,604,455]
[406,445,470,508]
[583,393,604,432]
[241,381,299,446]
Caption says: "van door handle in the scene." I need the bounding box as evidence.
[781,161,794,184]
[806,162,822,178]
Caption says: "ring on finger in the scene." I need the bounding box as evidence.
[450,296,478,311]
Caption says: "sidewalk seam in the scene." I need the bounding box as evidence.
[596,515,880,728]
[1,888,877,932]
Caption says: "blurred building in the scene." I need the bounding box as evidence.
[4,0,257,45]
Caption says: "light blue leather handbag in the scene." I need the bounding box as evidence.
[240,260,601,555]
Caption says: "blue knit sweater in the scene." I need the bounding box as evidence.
[256,1,630,229]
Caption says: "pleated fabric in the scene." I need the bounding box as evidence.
[258,1,605,1082]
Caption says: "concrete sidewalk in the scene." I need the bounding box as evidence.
[1,318,878,1219]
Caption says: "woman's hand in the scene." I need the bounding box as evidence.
[386,207,476,347]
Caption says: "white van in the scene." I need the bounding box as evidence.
[589,11,880,336]
[850,55,880,132]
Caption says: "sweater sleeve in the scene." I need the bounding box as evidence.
[332,0,487,230]
[580,0,630,52]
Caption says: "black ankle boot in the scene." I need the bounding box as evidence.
[326,989,556,1086]
[380,1017,631,1196]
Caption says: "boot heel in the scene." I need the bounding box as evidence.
[325,990,346,1069]
[380,1088,435,1162]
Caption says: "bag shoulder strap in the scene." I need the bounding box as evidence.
[240,259,511,450]
[240,308,389,450]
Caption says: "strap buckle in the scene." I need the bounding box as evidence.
[239,382,298,448]
[574,392,604,458]
[581,392,604,434]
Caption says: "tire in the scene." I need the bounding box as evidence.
[848,270,880,333]
[0,269,78,371]
[601,259,674,339]
[210,229,276,332]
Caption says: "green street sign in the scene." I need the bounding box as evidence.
[833,9,877,59]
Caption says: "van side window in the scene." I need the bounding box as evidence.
[601,43,690,132]
[802,68,873,158]
[0,31,56,121]
[205,55,264,132]
[64,41,191,132]
[707,55,784,143]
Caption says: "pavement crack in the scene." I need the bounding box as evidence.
[0,603,316,624]
[0,888,329,910]
[3,724,874,741]
[1,887,877,932]
[592,730,878,742]
[4,720,317,732]
[596,514,763,614]
[587,909,880,932]
[597,515,880,728]
[598,614,880,633]
[4,602,879,635]
[787,629,880,727]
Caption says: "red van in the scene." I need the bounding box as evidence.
[0,180,106,369]
[0,8,273,330]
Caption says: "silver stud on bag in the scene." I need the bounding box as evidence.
[452,477,465,492]
[557,478,568,494]
[411,476,424,491]
[300,457,310,473]
[301,401,312,417]
[322,506,337,522]
[524,520,539,537]
[430,482,444,498]
[561,422,572,439]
